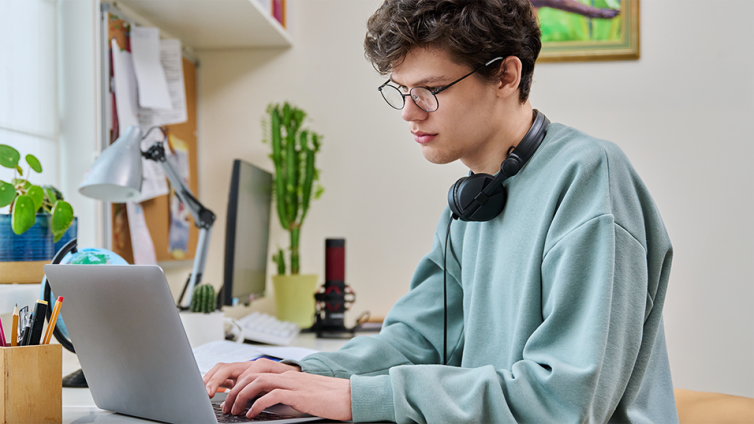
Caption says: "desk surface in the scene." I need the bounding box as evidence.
[62,332,359,423]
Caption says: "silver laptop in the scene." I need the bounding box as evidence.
[45,264,322,424]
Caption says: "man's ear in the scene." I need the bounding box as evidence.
[497,57,523,99]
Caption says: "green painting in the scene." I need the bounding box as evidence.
[533,0,640,62]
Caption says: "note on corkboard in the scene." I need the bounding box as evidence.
[106,12,199,264]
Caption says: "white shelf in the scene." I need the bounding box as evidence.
[111,0,292,50]
[0,284,41,315]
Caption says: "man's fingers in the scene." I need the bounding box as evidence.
[247,389,294,418]
[224,372,265,414]
[202,362,222,385]
[227,373,297,415]
[216,370,352,421]
[204,362,251,397]
[203,362,232,396]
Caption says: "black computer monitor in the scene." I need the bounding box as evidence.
[222,159,273,306]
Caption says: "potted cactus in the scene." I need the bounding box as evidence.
[179,283,226,348]
[0,144,76,282]
[189,284,217,313]
[263,102,324,328]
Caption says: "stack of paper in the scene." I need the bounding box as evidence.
[192,340,318,375]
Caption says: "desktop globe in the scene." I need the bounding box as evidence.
[40,247,129,340]
[59,247,129,266]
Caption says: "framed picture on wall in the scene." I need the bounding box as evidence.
[534,0,640,62]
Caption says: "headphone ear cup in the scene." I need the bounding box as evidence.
[448,176,468,219]
[447,173,507,222]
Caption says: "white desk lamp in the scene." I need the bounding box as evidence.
[79,126,215,308]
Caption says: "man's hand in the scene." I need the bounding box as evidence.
[203,358,300,398]
[203,359,353,421]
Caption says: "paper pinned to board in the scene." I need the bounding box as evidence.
[131,39,188,128]
[131,27,172,110]
[154,39,188,126]
[111,39,140,130]
[125,202,157,265]
[136,129,170,203]
[111,35,187,131]
[167,134,191,259]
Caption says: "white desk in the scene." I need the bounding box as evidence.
[61,332,362,423]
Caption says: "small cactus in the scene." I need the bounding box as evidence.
[189,284,216,313]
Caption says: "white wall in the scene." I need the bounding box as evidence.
[531,0,754,398]
[58,0,101,249]
[193,0,753,397]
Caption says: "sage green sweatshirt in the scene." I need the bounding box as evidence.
[289,123,678,423]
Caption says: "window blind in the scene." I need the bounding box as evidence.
[0,0,59,203]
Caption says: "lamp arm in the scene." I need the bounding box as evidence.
[143,142,215,229]
[143,141,216,307]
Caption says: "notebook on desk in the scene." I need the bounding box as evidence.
[44,264,322,424]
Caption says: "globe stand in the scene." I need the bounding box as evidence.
[42,238,88,387]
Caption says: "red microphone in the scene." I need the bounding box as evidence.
[314,238,355,337]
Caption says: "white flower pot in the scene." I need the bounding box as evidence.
[179,311,227,349]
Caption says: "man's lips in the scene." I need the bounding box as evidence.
[412,131,437,144]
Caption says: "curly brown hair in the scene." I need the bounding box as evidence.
[364,0,541,103]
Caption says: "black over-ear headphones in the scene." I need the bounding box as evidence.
[447,109,550,222]
[441,109,549,366]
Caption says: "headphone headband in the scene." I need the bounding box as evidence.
[508,110,549,167]
[480,109,549,194]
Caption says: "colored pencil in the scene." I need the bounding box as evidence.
[0,315,6,347]
[43,296,64,345]
[11,305,18,346]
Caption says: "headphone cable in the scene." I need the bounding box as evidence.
[443,214,454,365]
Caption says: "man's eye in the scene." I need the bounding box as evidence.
[427,87,442,94]
[398,85,409,93]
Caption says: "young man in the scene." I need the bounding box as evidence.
[203,0,678,422]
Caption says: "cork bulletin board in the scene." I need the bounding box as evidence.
[106,11,199,264]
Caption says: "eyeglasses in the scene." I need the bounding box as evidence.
[378,57,504,113]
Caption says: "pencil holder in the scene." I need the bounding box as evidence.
[0,344,62,424]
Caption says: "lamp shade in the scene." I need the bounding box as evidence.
[79,126,143,202]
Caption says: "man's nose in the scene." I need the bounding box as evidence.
[401,95,428,122]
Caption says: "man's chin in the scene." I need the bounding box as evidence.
[424,153,456,165]
[421,147,456,165]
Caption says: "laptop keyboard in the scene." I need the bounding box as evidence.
[213,402,301,422]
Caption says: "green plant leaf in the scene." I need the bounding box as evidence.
[43,187,56,204]
[25,154,42,173]
[313,184,325,200]
[50,200,74,242]
[11,195,36,235]
[0,180,15,208]
[0,145,20,169]
[43,185,63,201]
[27,185,45,210]
[16,165,23,175]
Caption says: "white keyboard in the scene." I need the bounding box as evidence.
[238,312,300,346]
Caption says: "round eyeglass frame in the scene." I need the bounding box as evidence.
[377,57,504,113]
